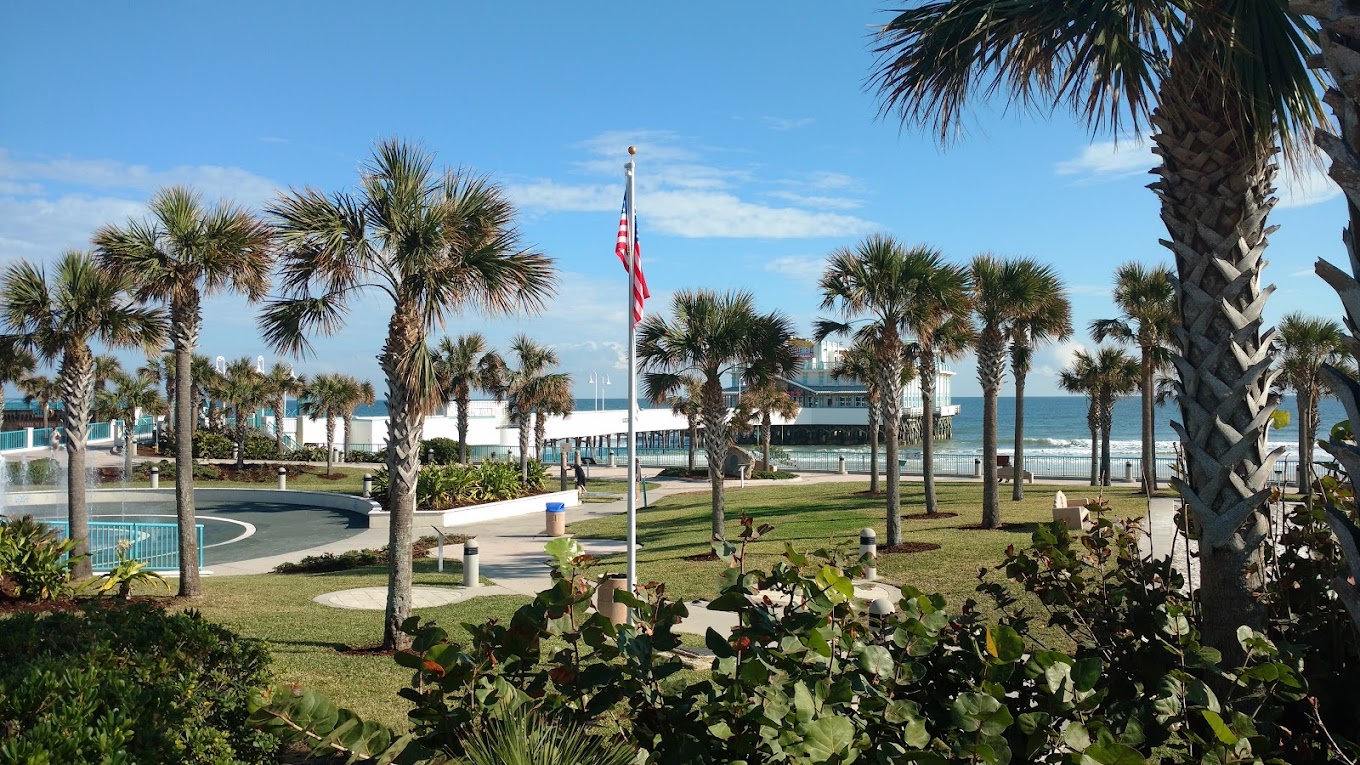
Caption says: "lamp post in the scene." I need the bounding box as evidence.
[588,371,611,411]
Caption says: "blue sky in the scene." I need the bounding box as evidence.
[0,2,1342,399]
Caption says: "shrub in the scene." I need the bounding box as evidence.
[242,430,279,459]
[347,449,384,463]
[132,459,222,482]
[371,460,550,510]
[288,445,328,463]
[0,515,84,601]
[272,535,451,574]
[420,437,461,465]
[658,466,707,479]
[0,603,275,764]
[9,457,60,486]
[749,469,797,480]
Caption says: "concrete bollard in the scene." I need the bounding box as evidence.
[974,458,982,478]
[559,451,568,491]
[277,467,287,490]
[838,455,847,475]
[869,597,896,634]
[860,528,878,581]
[362,474,373,498]
[545,502,567,537]
[463,538,480,587]
[609,450,617,468]
[149,467,159,489]
[596,573,628,626]
[1125,461,1134,483]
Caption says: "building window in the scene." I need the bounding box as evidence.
[854,396,866,407]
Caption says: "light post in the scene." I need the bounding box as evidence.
[588,371,611,411]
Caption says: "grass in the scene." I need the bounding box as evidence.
[567,480,1156,609]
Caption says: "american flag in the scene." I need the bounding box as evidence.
[615,193,650,325]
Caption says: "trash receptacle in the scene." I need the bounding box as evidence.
[545,501,566,537]
[596,573,628,626]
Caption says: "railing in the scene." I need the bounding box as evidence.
[47,520,203,571]
[87,422,111,441]
[0,430,24,451]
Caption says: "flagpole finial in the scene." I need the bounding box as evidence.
[628,145,636,155]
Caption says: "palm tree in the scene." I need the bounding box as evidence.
[433,333,499,463]
[91,354,122,397]
[263,362,306,458]
[190,354,215,431]
[94,186,274,598]
[660,376,703,474]
[298,373,349,476]
[95,370,166,478]
[1091,263,1176,493]
[817,236,959,546]
[1273,314,1351,507]
[486,336,560,481]
[1008,279,1072,501]
[0,341,37,434]
[969,255,1063,529]
[137,351,175,434]
[260,140,554,651]
[532,373,573,460]
[1,252,166,580]
[639,289,798,540]
[18,374,58,430]
[735,381,801,473]
[1059,352,1101,486]
[339,375,377,460]
[1091,348,1142,486]
[868,0,1322,654]
[832,341,882,493]
[217,358,269,470]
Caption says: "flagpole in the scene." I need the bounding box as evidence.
[625,146,638,608]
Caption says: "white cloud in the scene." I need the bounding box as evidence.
[505,180,617,213]
[763,116,814,131]
[648,190,872,238]
[0,194,147,259]
[1067,283,1113,298]
[766,190,864,210]
[763,255,826,281]
[1276,162,1341,209]
[0,148,279,207]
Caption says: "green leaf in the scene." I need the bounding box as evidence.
[1200,710,1239,745]
[1072,657,1102,691]
[544,537,583,564]
[985,625,1025,663]
[950,692,1013,736]
[858,645,893,677]
[793,682,815,724]
[708,720,735,741]
[1079,742,1147,765]
[796,715,855,763]
[706,627,735,658]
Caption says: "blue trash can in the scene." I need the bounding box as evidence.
[546,502,567,536]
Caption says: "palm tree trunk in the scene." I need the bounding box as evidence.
[172,301,201,597]
[325,415,335,475]
[381,311,423,651]
[235,406,246,470]
[456,397,470,463]
[343,413,353,463]
[518,412,532,482]
[535,412,547,461]
[1088,409,1099,487]
[1100,399,1113,487]
[978,329,1005,529]
[60,350,94,581]
[701,378,729,540]
[920,354,940,516]
[879,351,904,546]
[868,401,880,494]
[1140,349,1158,492]
[761,412,772,471]
[1300,388,1318,508]
[687,418,697,472]
[275,394,287,458]
[1154,50,1277,655]
[123,420,134,479]
[1012,366,1027,501]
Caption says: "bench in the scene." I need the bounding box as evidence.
[1052,490,1090,531]
[998,466,1034,484]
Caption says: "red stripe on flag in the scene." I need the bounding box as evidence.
[615,201,648,325]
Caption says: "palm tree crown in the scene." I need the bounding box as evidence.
[434,333,500,463]
[260,139,555,651]
[1273,313,1352,504]
[639,288,798,540]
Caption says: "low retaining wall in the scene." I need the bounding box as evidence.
[365,489,582,529]
[3,488,382,526]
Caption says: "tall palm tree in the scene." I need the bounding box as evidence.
[433,333,499,463]
[660,376,703,474]
[735,380,801,473]
[299,373,349,476]
[639,289,798,540]
[1,252,166,580]
[912,317,974,517]
[868,0,1323,654]
[817,236,957,546]
[263,362,306,458]
[1273,314,1351,507]
[1091,347,1141,487]
[832,341,883,494]
[137,351,175,433]
[190,354,215,431]
[532,373,573,460]
[1008,279,1072,501]
[1091,262,1176,493]
[486,336,560,481]
[95,370,166,478]
[260,140,554,650]
[91,354,122,397]
[0,342,37,434]
[969,255,1063,529]
[1059,352,1102,486]
[217,357,269,470]
[339,375,377,460]
[18,374,58,430]
[94,186,274,598]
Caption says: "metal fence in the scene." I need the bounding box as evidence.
[0,430,24,451]
[87,422,110,441]
[48,520,203,571]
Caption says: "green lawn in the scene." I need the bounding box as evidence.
[567,480,1156,608]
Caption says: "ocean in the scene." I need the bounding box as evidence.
[344,395,1344,461]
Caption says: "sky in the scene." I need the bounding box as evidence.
[0,2,1345,400]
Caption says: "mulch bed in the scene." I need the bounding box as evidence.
[901,512,959,520]
[682,552,720,562]
[957,523,1027,531]
[0,594,175,616]
[877,542,942,554]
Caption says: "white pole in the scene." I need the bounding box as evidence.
[625,148,638,605]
